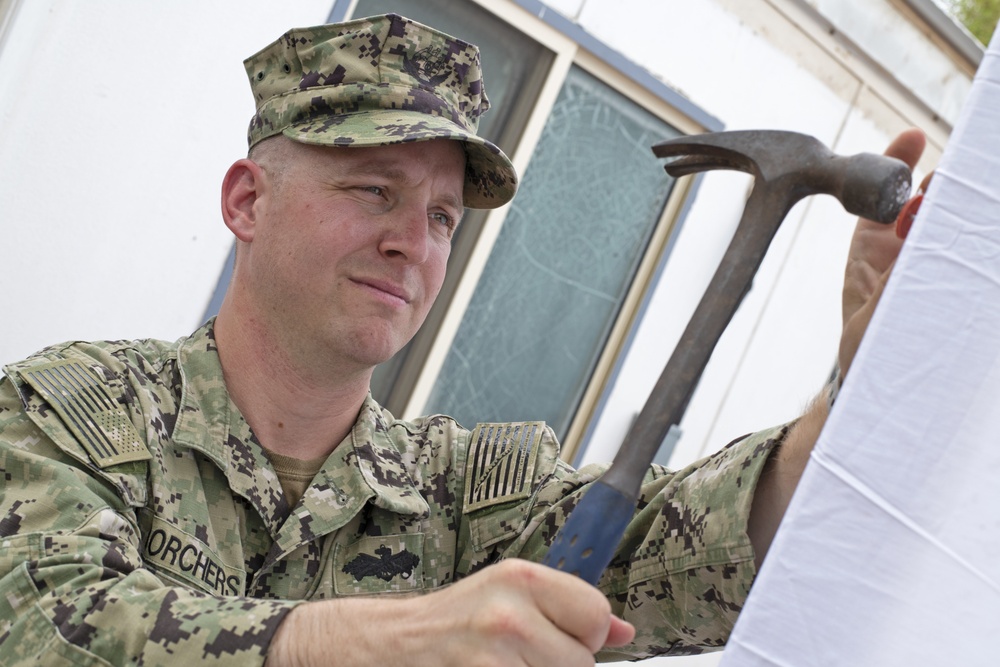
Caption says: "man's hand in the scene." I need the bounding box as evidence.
[840,128,929,378]
[267,559,635,667]
[748,128,930,567]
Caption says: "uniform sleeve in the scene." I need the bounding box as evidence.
[0,375,301,666]
[483,423,787,660]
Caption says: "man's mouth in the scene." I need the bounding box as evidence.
[352,278,411,306]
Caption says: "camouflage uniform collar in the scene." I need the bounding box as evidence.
[170,321,427,521]
[256,399,428,572]
[346,396,430,519]
[171,320,233,467]
[169,322,290,535]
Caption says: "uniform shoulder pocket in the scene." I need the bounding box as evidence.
[463,421,545,514]
[463,421,564,551]
[15,358,150,469]
[4,356,150,507]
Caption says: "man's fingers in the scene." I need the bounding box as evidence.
[894,193,923,239]
[604,616,637,648]
[882,127,926,170]
[525,562,619,654]
[524,561,635,653]
[533,568,636,651]
[840,261,894,378]
[465,559,629,663]
[842,129,928,322]
[917,170,934,193]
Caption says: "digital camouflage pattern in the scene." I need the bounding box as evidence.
[0,322,786,665]
[244,14,517,209]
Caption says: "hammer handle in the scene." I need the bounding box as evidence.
[544,183,795,581]
[540,480,636,585]
[610,184,794,495]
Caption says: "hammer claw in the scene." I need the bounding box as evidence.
[662,154,754,178]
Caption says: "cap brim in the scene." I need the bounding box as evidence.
[281,109,517,209]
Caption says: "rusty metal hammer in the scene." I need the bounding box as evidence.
[542,130,911,584]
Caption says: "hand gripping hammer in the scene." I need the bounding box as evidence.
[542,130,912,584]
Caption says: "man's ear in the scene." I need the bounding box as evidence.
[221,158,266,242]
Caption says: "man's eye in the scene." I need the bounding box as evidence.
[431,212,455,230]
[361,186,384,196]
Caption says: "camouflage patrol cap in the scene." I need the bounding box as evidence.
[244,14,517,209]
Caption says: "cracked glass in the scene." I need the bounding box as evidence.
[425,65,680,439]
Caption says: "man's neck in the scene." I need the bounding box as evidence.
[212,308,372,461]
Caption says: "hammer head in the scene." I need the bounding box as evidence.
[653,130,912,223]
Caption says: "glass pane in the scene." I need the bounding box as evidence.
[425,66,681,438]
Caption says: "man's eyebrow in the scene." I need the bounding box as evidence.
[348,161,465,213]
[348,162,409,182]
[439,192,465,217]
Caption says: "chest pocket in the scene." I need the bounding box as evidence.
[332,533,424,596]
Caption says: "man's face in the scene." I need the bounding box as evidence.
[242,138,466,374]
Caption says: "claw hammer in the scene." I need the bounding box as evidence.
[542,130,912,584]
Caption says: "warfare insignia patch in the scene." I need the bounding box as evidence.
[342,544,420,582]
[19,359,150,468]
[464,422,543,513]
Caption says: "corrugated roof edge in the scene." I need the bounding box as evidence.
[904,0,985,66]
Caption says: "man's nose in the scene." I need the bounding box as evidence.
[377,202,431,264]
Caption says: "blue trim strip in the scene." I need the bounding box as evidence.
[201,244,235,322]
[327,1,350,22]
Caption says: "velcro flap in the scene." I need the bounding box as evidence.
[19,359,150,468]
[464,422,543,513]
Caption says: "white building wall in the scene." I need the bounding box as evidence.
[575,0,964,474]
[0,0,333,366]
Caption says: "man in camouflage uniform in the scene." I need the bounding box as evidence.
[0,13,925,667]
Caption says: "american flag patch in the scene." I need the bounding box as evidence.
[19,359,150,468]
[464,422,543,513]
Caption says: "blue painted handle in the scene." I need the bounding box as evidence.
[541,480,636,585]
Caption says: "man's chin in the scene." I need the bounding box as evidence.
[338,329,414,370]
